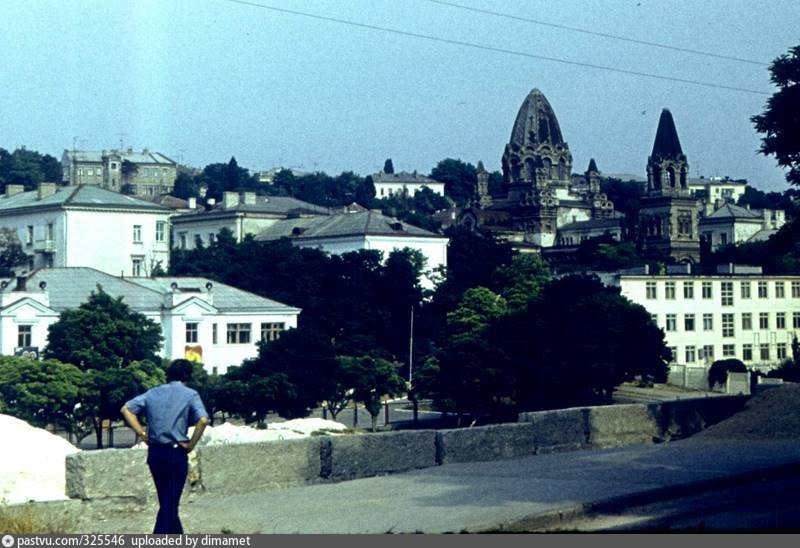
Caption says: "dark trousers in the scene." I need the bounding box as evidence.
[147,445,189,534]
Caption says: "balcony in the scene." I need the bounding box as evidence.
[34,239,56,253]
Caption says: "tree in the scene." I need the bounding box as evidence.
[120,160,139,182]
[383,158,395,174]
[492,254,550,313]
[44,286,164,447]
[707,359,747,390]
[341,355,406,431]
[430,158,477,206]
[0,227,28,276]
[752,43,800,185]
[0,356,86,439]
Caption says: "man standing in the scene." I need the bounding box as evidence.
[121,359,209,534]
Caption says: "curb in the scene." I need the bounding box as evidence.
[481,460,800,532]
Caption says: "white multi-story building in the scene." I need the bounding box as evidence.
[0,268,300,374]
[372,171,445,198]
[170,191,330,250]
[0,183,172,277]
[699,203,786,251]
[615,265,800,375]
[254,209,449,290]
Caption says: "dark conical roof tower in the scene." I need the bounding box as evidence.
[509,88,566,148]
[651,109,683,160]
[587,158,598,173]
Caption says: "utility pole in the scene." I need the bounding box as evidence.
[408,305,414,386]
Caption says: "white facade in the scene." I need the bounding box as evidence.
[0,269,300,374]
[372,171,445,198]
[618,273,800,372]
[294,234,448,290]
[0,184,171,276]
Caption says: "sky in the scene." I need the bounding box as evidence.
[1,0,798,191]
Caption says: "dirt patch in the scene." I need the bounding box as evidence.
[694,384,800,440]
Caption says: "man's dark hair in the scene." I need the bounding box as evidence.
[167,359,195,382]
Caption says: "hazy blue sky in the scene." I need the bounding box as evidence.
[1,0,797,190]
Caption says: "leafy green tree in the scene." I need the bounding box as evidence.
[752,43,800,185]
[445,287,507,340]
[0,147,62,190]
[383,158,394,174]
[226,328,338,423]
[430,158,477,206]
[44,287,164,447]
[0,227,28,277]
[341,355,406,431]
[0,357,86,439]
[707,359,747,390]
[492,254,550,313]
[355,175,376,207]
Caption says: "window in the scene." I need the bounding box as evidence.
[665,281,676,300]
[777,312,786,329]
[46,222,54,241]
[741,313,752,330]
[208,233,216,245]
[683,282,694,299]
[792,281,800,298]
[795,312,800,329]
[703,313,714,331]
[260,322,285,342]
[684,314,695,331]
[702,345,714,362]
[685,346,696,363]
[702,281,713,299]
[666,314,677,332]
[185,322,198,344]
[720,281,733,306]
[722,313,735,337]
[26,226,33,245]
[758,281,768,299]
[132,256,143,277]
[212,323,218,345]
[646,281,657,299]
[777,343,787,361]
[741,281,751,299]
[17,325,32,347]
[133,224,142,243]
[156,221,166,242]
[722,344,736,358]
[759,312,769,330]
[776,282,785,299]
[742,344,753,361]
[179,232,187,250]
[719,233,728,246]
[226,323,251,344]
[760,344,770,361]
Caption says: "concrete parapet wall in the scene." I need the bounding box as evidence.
[65,395,749,502]
[437,423,539,465]
[328,431,436,479]
[198,437,323,495]
[585,403,660,448]
[66,448,151,501]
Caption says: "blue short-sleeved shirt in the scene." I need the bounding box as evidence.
[125,381,208,445]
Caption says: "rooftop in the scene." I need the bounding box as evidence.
[256,210,442,241]
[0,185,171,213]
[64,149,175,165]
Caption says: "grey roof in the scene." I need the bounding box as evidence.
[747,228,777,243]
[509,89,565,148]
[651,109,684,159]
[372,171,441,185]
[64,149,175,165]
[705,203,762,220]
[0,185,170,213]
[2,268,299,314]
[256,210,442,241]
[558,218,623,232]
[173,195,331,220]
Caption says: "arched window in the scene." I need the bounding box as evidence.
[558,159,567,180]
[668,167,676,188]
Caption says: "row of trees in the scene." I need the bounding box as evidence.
[0,147,62,191]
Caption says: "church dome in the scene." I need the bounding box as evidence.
[509,89,566,149]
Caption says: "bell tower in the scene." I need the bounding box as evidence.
[638,109,699,262]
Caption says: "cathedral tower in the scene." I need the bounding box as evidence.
[638,109,700,262]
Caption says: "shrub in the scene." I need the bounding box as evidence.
[708,359,747,390]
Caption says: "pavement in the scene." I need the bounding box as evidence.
[79,437,800,534]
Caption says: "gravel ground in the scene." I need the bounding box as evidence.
[695,383,800,440]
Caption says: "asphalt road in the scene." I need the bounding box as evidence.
[555,470,800,532]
